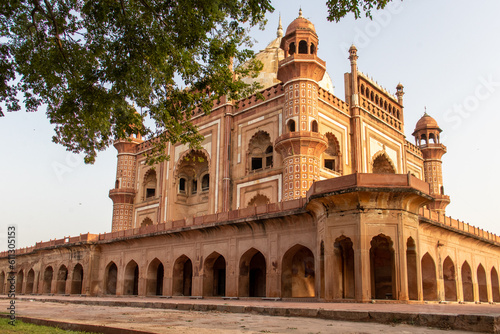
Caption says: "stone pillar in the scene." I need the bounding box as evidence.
[323,242,335,300]
[356,223,371,302]
[456,262,464,302]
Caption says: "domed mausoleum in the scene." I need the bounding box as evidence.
[2,11,500,306]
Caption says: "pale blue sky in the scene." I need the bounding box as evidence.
[1,0,500,250]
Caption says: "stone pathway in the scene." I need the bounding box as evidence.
[2,296,500,333]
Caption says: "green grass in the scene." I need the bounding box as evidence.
[0,318,94,333]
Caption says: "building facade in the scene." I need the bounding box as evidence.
[1,11,500,303]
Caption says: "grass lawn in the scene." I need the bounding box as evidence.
[0,317,95,333]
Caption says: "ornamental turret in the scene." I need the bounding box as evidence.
[275,10,328,201]
[413,112,450,213]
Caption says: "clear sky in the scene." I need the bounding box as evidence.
[1,0,500,250]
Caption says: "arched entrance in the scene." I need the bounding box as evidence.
[370,234,395,299]
[105,262,118,295]
[0,271,5,294]
[334,236,355,299]
[239,248,266,297]
[443,257,457,301]
[56,265,68,294]
[71,264,84,294]
[421,253,438,301]
[43,266,54,294]
[281,244,315,298]
[16,270,24,294]
[26,269,35,294]
[491,267,500,302]
[477,264,488,302]
[172,255,192,296]
[124,260,139,295]
[203,252,226,297]
[461,261,473,302]
[146,258,164,296]
[406,237,418,300]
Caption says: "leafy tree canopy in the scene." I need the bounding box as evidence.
[326,0,396,22]
[0,0,273,163]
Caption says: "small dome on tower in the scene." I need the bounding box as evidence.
[285,9,317,36]
[413,112,442,135]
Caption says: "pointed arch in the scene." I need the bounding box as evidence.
[43,266,54,294]
[406,237,418,300]
[239,248,266,297]
[146,258,164,296]
[56,265,68,294]
[443,257,457,301]
[71,264,84,295]
[334,235,355,299]
[16,270,24,294]
[372,151,396,174]
[311,120,318,133]
[123,260,139,295]
[203,252,226,297]
[298,40,308,54]
[105,262,118,295]
[173,149,211,219]
[370,234,395,299]
[248,131,273,172]
[323,132,342,174]
[477,264,488,302]
[26,269,35,294]
[143,168,157,199]
[491,267,500,302]
[0,271,5,294]
[173,255,193,296]
[421,253,438,301]
[281,244,315,298]
[461,261,473,302]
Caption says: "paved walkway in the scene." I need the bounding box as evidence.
[2,295,500,333]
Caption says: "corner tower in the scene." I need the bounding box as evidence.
[275,10,328,201]
[412,113,450,213]
[109,135,142,231]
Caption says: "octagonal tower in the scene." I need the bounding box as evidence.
[275,10,328,200]
[412,112,450,213]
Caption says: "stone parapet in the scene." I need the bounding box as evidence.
[419,207,500,244]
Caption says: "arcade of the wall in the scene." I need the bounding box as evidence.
[91,213,317,298]
[419,221,500,303]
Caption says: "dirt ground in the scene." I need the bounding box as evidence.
[1,299,477,334]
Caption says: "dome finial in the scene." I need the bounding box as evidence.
[298,8,303,18]
[277,13,283,38]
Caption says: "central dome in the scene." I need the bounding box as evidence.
[285,9,316,36]
[240,14,334,94]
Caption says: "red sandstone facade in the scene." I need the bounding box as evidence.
[1,11,499,304]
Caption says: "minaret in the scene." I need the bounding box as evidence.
[412,112,450,213]
[109,135,142,231]
[275,10,328,201]
[347,44,363,173]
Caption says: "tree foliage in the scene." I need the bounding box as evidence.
[0,0,273,163]
[326,0,396,22]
